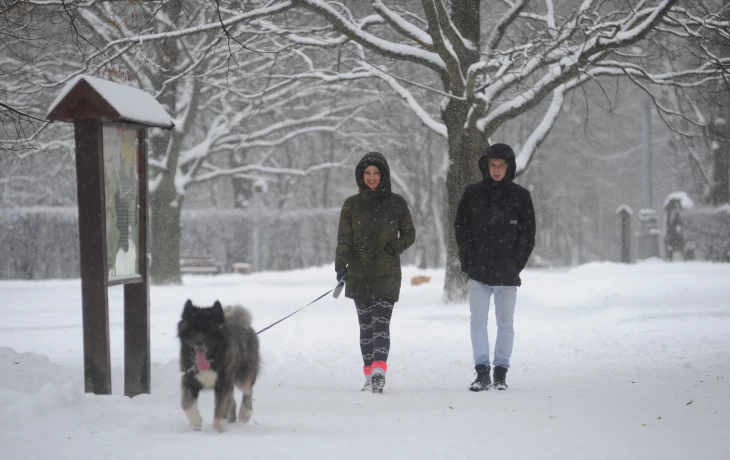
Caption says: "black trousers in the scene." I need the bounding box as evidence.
[355,298,394,366]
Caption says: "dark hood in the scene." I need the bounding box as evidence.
[478,143,516,185]
[355,151,391,198]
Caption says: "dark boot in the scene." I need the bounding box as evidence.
[493,366,508,390]
[469,364,491,392]
[371,361,387,394]
[371,373,385,394]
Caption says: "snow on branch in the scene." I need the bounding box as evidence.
[237,105,358,143]
[591,60,730,87]
[476,56,576,133]
[475,0,729,136]
[230,124,345,150]
[372,0,434,49]
[252,14,385,48]
[425,0,475,55]
[485,0,529,54]
[390,169,417,206]
[591,0,675,47]
[514,84,566,174]
[665,8,730,42]
[291,0,445,71]
[420,0,472,86]
[177,103,357,170]
[478,23,582,106]
[619,72,713,135]
[120,1,294,43]
[193,159,349,185]
[0,85,52,157]
[30,1,296,92]
[364,63,447,139]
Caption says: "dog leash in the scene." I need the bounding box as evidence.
[256,280,345,335]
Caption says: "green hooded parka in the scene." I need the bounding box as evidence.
[335,152,416,302]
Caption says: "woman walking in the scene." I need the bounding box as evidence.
[335,152,416,394]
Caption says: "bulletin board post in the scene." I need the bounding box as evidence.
[46,76,174,397]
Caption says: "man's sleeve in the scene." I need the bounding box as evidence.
[454,189,474,272]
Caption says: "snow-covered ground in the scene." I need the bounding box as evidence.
[1,261,729,459]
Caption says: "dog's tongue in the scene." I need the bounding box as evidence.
[196,351,210,371]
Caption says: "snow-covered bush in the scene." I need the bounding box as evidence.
[180,208,340,273]
[0,207,80,279]
[0,207,344,279]
[681,205,730,262]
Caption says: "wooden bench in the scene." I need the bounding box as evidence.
[179,256,220,275]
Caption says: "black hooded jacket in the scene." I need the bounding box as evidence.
[454,144,536,286]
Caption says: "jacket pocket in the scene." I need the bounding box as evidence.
[376,250,400,276]
[348,247,367,277]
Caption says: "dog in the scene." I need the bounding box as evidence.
[177,299,260,432]
[410,275,431,286]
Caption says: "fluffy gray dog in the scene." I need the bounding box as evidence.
[177,300,260,432]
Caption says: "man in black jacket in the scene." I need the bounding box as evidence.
[454,143,536,391]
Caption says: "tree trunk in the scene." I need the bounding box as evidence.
[710,118,729,205]
[442,99,487,302]
[148,110,192,283]
[149,1,184,284]
[442,0,484,302]
[150,178,182,284]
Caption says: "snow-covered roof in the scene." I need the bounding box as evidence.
[615,204,633,215]
[46,75,174,129]
[637,208,657,217]
[662,191,695,209]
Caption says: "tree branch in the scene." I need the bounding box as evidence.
[291,0,445,72]
[372,0,434,50]
[485,0,530,54]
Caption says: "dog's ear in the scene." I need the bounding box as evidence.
[212,300,225,323]
[182,299,195,318]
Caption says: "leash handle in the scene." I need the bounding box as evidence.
[333,279,345,298]
[256,285,337,335]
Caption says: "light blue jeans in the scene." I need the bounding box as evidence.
[468,278,517,369]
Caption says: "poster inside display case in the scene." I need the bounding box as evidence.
[103,124,141,281]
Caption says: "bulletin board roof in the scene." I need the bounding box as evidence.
[46,75,174,129]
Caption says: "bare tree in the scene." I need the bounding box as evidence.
[657,2,730,206]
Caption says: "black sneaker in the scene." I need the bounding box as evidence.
[493,366,508,390]
[469,364,491,392]
[371,373,385,394]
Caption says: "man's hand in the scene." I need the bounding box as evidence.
[383,242,396,257]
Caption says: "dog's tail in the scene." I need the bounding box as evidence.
[224,305,253,329]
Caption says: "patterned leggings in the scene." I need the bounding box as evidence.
[355,298,394,366]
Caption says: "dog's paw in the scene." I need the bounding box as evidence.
[213,418,228,433]
[238,408,252,424]
[184,408,203,431]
